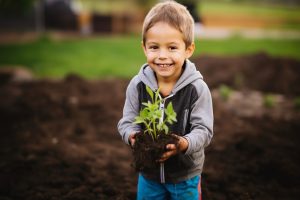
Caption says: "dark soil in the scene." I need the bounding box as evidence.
[193,52,300,96]
[0,53,299,199]
[132,132,178,173]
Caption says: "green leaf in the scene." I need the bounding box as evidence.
[146,86,154,102]
[166,102,174,114]
[163,124,169,134]
[154,88,161,103]
[165,102,177,122]
[134,116,144,124]
[148,104,159,114]
[142,101,152,108]
[157,123,162,130]
[153,110,162,119]
[140,109,149,118]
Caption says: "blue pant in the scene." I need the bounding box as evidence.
[137,174,202,200]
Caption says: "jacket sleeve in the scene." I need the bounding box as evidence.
[183,80,214,154]
[117,76,141,145]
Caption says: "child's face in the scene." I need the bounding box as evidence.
[143,22,194,82]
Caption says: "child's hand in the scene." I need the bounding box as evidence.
[128,133,136,147]
[158,135,188,162]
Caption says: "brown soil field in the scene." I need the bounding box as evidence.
[0,53,299,200]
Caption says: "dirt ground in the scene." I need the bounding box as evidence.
[0,53,299,200]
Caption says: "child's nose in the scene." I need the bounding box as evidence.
[158,49,168,59]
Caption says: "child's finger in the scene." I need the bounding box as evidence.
[158,148,178,162]
[158,152,169,162]
[129,133,136,147]
[130,138,136,147]
[166,144,176,150]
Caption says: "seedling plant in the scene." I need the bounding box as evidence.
[134,86,177,140]
[132,86,178,173]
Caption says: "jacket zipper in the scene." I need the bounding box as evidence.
[158,93,173,184]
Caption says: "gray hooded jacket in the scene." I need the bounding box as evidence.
[118,60,213,183]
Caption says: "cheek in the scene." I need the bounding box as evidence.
[145,52,156,60]
[172,52,186,61]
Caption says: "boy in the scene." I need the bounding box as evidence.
[118,1,213,199]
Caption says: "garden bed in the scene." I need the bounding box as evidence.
[0,53,299,199]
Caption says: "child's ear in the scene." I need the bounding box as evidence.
[185,43,195,59]
[141,41,147,56]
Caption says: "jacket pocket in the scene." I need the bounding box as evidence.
[173,153,195,170]
[166,153,196,173]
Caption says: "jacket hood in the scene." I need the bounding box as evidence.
[138,59,203,95]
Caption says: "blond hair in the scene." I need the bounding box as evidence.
[142,0,195,48]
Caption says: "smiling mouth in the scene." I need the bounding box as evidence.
[156,63,173,68]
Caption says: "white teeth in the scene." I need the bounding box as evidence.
[158,64,172,67]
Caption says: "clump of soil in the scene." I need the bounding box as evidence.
[0,53,299,199]
[132,132,178,172]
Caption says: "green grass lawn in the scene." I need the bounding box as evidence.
[1,1,296,79]
[0,35,300,79]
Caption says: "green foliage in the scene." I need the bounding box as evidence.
[193,38,300,60]
[1,36,300,79]
[219,84,233,101]
[0,35,145,79]
[134,86,177,141]
[263,94,276,108]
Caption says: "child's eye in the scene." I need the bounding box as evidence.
[148,45,158,50]
[169,46,178,51]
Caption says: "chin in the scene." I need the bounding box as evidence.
[157,72,172,78]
